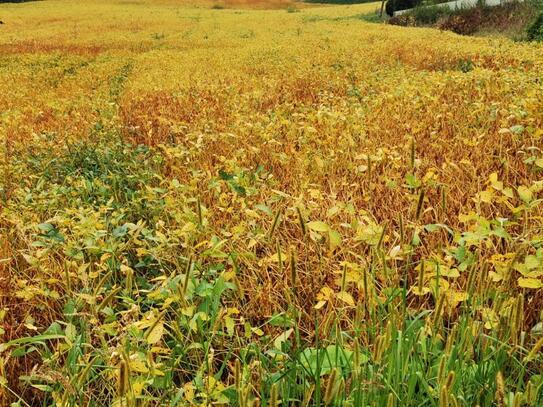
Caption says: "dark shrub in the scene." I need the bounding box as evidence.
[527,13,543,41]
[385,0,421,17]
[436,8,483,35]
[305,0,377,3]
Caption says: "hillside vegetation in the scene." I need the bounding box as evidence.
[388,0,543,39]
[1,0,543,406]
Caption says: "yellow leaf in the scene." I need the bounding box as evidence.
[150,367,165,377]
[314,300,327,310]
[266,252,288,263]
[307,221,329,233]
[525,255,539,270]
[183,383,195,402]
[356,222,383,246]
[251,327,264,336]
[489,271,503,282]
[326,205,340,218]
[489,173,503,191]
[129,359,149,373]
[225,316,235,336]
[518,278,543,289]
[523,270,543,278]
[146,321,164,344]
[162,297,175,309]
[517,186,533,203]
[448,291,468,303]
[120,264,133,275]
[245,209,260,219]
[501,187,514,199]
[150,346,170,354]
[226,307,240,315]
[336,291,355,306]
[181,305,195,317]
[440,267,460,278]
[412,286,431,296]
[482,308,499,330]
[479,190,493,203]
[132,380,146,396]
[317,286,334,301]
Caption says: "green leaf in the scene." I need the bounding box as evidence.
[11,346,37,358]
[37,223,55,233]
[268,312,294,328]
[411,231,421,247]
[2,334,66,352]
[219,170,234,181]
[424,223,453,235]
[329,229,342,251]
[510,125,525,135]
[299,345,361,377]
[405,174,421,189]
[231,183,246,196]
[112,224,128,238]
[274,328,294,350]
[255,204,273,216]
[44,321,63,335]
[31,384,54,392]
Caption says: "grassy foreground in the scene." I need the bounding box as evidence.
[1,0,543,405]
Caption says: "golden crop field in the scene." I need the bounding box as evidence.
[1,0,543,405]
